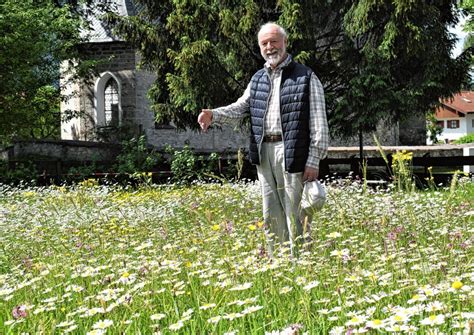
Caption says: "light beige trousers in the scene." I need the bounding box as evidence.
[256,142,305,254]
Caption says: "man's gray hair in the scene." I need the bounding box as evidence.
[258,22,288,40]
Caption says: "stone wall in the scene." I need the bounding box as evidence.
[8,139,122,162]
[329,123,400,147]
[398,114,427,145]
[329,114,427,147]
[133,54,157,133]
[12,140,469,163]
[146,125,249,151]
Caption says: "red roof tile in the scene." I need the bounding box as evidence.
[437,91,474,118]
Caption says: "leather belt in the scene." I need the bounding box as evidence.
[263,134,282,142]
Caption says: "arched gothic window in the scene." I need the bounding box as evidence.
[94,72,122,128]
[104,78,119,126]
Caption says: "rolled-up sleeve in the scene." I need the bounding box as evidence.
[306,73,329,169]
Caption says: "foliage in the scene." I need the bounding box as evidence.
[115,135,161,175]
[67,161,100,181]
[0,179,473,333]
[29,86,62,139]
[426,113,444,144]
[424,166,437,191]
[459,0,474,88]
[0,0,103,145]
[0,160,38,185]
[453,132,474,143]
[95,123,136,144]
[334,0,472,136]
[78,177,100,188]
[236,148,246,180]
[460,0,474,36]
[107,0,471,138]
[463,33,474,60]
[391,150,415,192]
[166,145,220,183]
[374,136,415,192]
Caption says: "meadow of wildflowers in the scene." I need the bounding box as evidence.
[0,177,473,334]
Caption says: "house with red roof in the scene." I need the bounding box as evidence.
[429,91,474,144]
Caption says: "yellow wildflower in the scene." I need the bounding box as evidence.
[451,280,463,290]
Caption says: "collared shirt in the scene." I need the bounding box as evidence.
[263,55,292,135]
[212,55,329,169]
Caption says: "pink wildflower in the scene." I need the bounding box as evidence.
[12,305,27,319]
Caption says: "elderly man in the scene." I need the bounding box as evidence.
[198,22,328,254]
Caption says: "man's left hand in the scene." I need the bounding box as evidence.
[303,167,319,182]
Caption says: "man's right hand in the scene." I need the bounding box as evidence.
[198,109,213,132]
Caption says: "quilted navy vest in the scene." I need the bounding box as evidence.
[248,60,312,173]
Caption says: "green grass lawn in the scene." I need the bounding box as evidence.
[0,178,473,334]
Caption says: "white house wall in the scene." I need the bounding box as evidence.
[438,117,468,143]
[467,114,474,134]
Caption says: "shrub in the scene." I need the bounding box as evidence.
[115,135,161,174]
[426,113,443,144]
[0,160,37,185]
[453,133,474,144]
[166,145,220,183]
[67,161,100,181]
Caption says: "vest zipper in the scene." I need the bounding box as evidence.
[258,70,273,162]
[278,70,287,172]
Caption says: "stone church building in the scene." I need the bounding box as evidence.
[60,0,425,152]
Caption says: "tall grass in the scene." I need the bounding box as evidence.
[0,177,473,334]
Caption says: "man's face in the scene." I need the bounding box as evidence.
[258,26,287,68]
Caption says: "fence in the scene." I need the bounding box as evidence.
[4,146,473,185]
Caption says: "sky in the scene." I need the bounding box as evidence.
[450,15,469,58]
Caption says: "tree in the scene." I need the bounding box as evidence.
[460,0,474,33]
[332,0,472,137]
[107,0,472,139]
[460,0,474,73]
[0,0,102,145]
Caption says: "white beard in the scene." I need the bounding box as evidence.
[263,47,286,67]
[266,53,282,66]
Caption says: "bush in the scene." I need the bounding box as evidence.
[426,113,443,144]
[115,135,161,174]
[0,160,37,185]
[166,145,220,183]
[67,162,99,181]
[453,133,474,144]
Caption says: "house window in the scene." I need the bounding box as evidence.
[447,120,459,129]
[436,120,444,128]
[104,78,119,126]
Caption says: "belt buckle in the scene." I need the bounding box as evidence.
[265,134,281,142]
